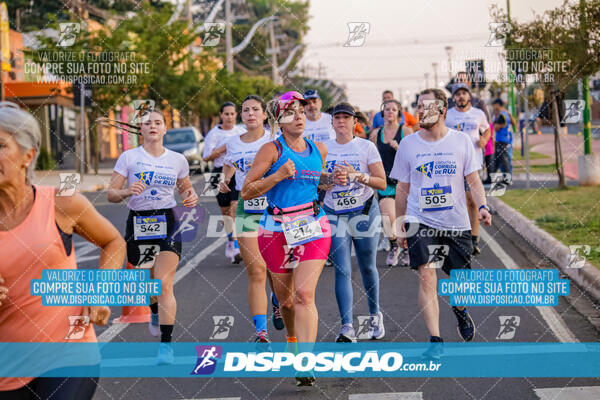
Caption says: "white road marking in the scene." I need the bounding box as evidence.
[479,228,577,343]
[349,393,423,400]
[534,386,600,400]
[98,237,227,342]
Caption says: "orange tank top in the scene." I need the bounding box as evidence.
[0,185,96,391]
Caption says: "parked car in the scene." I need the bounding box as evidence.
[164,127,209,172]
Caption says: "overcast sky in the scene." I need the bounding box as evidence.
[301,0,566,110]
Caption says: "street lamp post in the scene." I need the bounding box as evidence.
[444,46,453,81]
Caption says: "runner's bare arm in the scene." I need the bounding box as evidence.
[218,164,236,193]
[465,171,492,226]
[366,161,386,190]
[177,176,198,207]
[55,193,126,325]
[478,127,491,148]
[204,144,227,162]
[395,181,410,249]
[107,171,143,203]
[241,142,287,200]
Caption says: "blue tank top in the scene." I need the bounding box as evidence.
[265,136,322,209]
[495,110,512,144]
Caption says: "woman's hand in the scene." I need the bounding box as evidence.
[182,188,198,207]
[218,178,231,193]
[128,180,146,196]
[84,305,111,326]
[275,159,296,181]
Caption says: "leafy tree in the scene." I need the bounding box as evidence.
[492,0,600,188]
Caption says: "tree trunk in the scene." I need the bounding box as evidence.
[552,96,567,189]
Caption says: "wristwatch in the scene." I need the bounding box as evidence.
[478,204,491,213]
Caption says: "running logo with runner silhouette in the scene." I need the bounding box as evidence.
[201,173,223,196]
[426,245,449,269]
[344,22,370,47]
[65,315,90,340]
[210,316,235,340]
[136,244,160,268]
[57,173,81,196]
[488,173,511,197]
[562,100,584,124]
[191,345,222,375]
[171,206,204,242]
[356,316,372,339]
[496,316,520,339]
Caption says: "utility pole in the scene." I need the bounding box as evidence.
[269,19,280,85]
[225,0,233,72]
[580,0,591,155]
[506,0,516,117]
[432,62,439,88]
[444,46,453,81]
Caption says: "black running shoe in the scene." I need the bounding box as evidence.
[422,336,444,360]
[295,372,316,387]
[452,306,475,341]
[271,293,285,331]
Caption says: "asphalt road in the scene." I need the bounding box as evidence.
[75,177,600,400]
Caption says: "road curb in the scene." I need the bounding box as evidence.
[488,196,600,304]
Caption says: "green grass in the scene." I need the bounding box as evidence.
[501,186,600,269]
[512,150,551,161]
[513,164,559,174]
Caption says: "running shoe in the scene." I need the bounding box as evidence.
[254,330,271,343]
[386,241,401,266]
[335,324,357,343]
[225,240,235,260]
[368,311,385,340]
[295,371,316,387]
[400,249,410,267]
[254,330,272,352]
[422,336,444,360]
[157,343,174,365]
[271,293,285,331]
[232,247,242,264]
[377,235,390,252]
[324,257,333,267]
[452,306,475,341]
[148,313,160,337]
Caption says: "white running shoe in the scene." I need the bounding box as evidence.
[368,311,385,340]
[377,235,390,252]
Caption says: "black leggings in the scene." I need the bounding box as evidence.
[0,377,98,400]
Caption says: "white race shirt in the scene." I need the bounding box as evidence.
[224,131,273,191]
[389,129,480,231]
[303,113,335,143]
[202,125,246,168]
[445,107,489,168]
[114,146,189,211]
[323,137,382,212]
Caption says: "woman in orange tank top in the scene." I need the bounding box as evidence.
[0,103,125,399]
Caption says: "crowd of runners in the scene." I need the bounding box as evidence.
[0,80,498,394]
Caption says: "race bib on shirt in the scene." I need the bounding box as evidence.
[332,187,364,214]
[134,215,167,240]
[244,196,267,213]
[282,214,323,247]
[419,184,454,212]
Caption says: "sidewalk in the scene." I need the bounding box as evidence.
[514,132,600,180]
[32,169,114,193]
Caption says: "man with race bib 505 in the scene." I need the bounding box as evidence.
[391,88,492,360]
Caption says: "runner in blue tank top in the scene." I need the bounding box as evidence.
[242,91,339,387]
